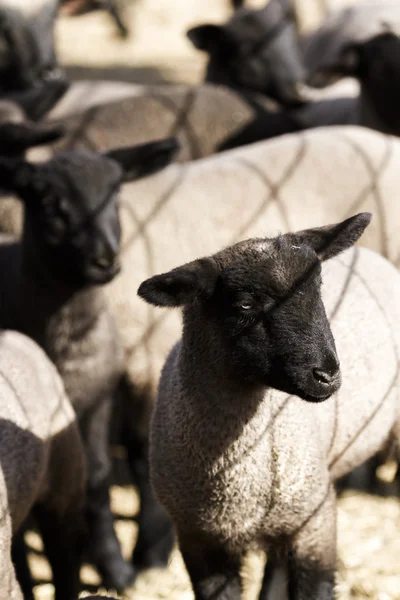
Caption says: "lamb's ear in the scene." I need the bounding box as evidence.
[138,258,219,307]
[105,137,180,183]
[295,213,372,261]
[7,78,69,121]
[0,121,65,153]
[187,24,232,52]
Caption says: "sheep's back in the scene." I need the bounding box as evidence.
[49,83,290,162]
[0,330,78,530]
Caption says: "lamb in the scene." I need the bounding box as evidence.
[305,32,400,137]
[0,136,179,591]
[0,328,86,600]
[186,0,307,107]
[138,213,400,600]
[0,1,68,119]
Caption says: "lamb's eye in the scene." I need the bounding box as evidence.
[240,301,254,311]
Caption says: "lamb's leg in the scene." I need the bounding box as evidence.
[34,501,84,600]
[286,484,336,600]
[12,528,35,600]
[33,422,87,600]
[82,397,136,591]
[118,381,174,570]
[259,553,289,600]
[125,435,175,570]
[178,533,242,600]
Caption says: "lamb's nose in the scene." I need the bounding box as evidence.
[313,366,340,386]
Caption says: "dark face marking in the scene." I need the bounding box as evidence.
[208,238,341,401]
[190,2,306,106]
[24,152,123,286]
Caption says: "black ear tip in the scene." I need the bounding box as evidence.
[186,26,197,41]
[137,279,151,301]
[355,212,373,226]
[161,136,180,155]
[186,24,217,50]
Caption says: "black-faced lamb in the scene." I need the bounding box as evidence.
[0,328,86,600]
[187,0,307,107]
[0,137,179,591]
[138,213,400,600]
[0,1,68,119]
[307,32,400,137]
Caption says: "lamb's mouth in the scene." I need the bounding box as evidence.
[85,259,121,283]
[297,390,334,403]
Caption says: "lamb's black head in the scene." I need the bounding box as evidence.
[187,0,306,107]
[0,6,68,120]
[0,137,179,286]
[139,213,372,403]
[310,31,400,132]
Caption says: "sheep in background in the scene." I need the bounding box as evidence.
[0,329,86,600]
[47,83,300,159]
[187,0,307,107]
[0,137,178,591]
[138,214,400,600]
[186,2,363,129]
[305,32,400,137]
[0,1,68,119]
[186,2,400,137]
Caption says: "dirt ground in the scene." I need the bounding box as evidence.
[30,1,400,599]
[30,482,400,600]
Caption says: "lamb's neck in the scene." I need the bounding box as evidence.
[179,308,275,458]
[15,228,105,348]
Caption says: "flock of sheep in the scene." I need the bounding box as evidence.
[0,0,399,599]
